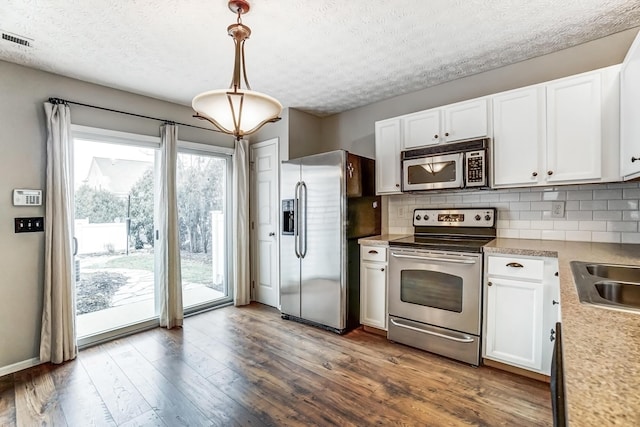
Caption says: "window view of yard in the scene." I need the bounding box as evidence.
[74,138,228,337]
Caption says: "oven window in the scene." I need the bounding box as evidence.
[407,161,456,185]
[400,270,463,312]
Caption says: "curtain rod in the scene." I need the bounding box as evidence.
[47,97,221,133]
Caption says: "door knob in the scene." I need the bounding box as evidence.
[269,232,275,236]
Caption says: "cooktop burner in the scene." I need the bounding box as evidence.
[389,208,497,253]
[390,235,495,253]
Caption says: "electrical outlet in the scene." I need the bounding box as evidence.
[551,201,565,218]
[398,206,406,218]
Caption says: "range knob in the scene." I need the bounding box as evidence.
[423,214,429,221]
[475,214,481,221]
[485,214,491,221]
[415,215,421,221]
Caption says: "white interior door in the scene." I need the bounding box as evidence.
[250,139,279,307]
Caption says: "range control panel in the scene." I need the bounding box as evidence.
[412,208,495,227]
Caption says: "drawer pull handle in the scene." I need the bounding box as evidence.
[506,262,524,268]
[368,250,378,254]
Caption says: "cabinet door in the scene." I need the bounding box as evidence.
[485,277,544,371]
[492,87,545,187]
[374,119,402,194]
[546,73,602,182]
[360,261,387,330]
[443,98,488,142]
[402,109,441,149]
[621,32,640,179]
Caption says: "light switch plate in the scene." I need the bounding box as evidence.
[551,201,565,218]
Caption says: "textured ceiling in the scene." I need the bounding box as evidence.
[1,1,640,117]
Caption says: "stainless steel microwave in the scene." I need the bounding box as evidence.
[401,138,490,192]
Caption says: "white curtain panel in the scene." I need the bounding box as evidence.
[233,139,250,306]
[157,124,183,328]
[40,101,77,364]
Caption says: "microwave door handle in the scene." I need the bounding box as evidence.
[391,253,477,264]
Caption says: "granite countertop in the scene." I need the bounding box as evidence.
[485,238,640,426]
[357,234,408,246]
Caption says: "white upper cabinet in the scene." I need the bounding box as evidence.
[546,73,602,182]
[442,98,489,143]
[403,110,441,149]
[492,66,620,188]
[621,31,640,180]
[374,118,402,194]
[492,87,545,187]
[401,98,490,150]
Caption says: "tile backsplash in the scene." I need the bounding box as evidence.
[387,182,640,243]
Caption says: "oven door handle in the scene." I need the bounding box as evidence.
[390,319,475,343]
[391,253,477,264]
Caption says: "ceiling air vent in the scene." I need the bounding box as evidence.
[1,31,32,47]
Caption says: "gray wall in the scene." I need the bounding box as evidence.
[320,27,640,158]
[0,60,234,370]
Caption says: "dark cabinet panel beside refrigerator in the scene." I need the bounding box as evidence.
[280,150,380,333]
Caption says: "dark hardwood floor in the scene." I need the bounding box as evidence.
[0,303,552,426]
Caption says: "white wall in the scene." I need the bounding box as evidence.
[0,59,235,370]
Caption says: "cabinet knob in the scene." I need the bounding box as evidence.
[552,300,560,305]
[381,268,385,272]
[269,232,275,236]
[487,281,493,287]
[396,184,400,188]
[445,132,450,137]
[547,170,554,176]
[434,134,439,139]
[632,157,640,163]
[532,172,538,177]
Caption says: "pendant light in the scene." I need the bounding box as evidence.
[192,0,282,140]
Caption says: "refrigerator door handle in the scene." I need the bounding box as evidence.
[294,181,301,258]
[300,181,308,258]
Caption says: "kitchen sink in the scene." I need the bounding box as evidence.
[586,263,640,283]
[570,261,640,313]
[595,281,640,306]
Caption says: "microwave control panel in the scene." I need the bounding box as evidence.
[465,151,486,187]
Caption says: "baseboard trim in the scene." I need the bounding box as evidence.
[0,357,42,377]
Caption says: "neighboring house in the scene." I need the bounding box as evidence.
[84,157,152,196]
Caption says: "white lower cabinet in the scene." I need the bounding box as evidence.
[360,245,388,330]
[483,254,560,376]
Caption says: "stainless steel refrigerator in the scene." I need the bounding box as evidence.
[280,150,380,333]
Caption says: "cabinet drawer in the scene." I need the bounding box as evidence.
[361,245,387,262]
[488,256,544,281]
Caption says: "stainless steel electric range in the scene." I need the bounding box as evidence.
[388,207,496,366]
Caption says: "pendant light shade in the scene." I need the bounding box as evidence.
[192,0,282,140]
[192,88,282,138]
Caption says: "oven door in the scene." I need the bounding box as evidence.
[402,152,463,191]
[388,247,482,335]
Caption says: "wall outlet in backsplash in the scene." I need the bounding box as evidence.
[387,182,640,244]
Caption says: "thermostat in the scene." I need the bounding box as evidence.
[13,189,42,206]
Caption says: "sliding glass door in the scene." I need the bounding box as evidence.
[72,131,159,340]
[177,148,232,312]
